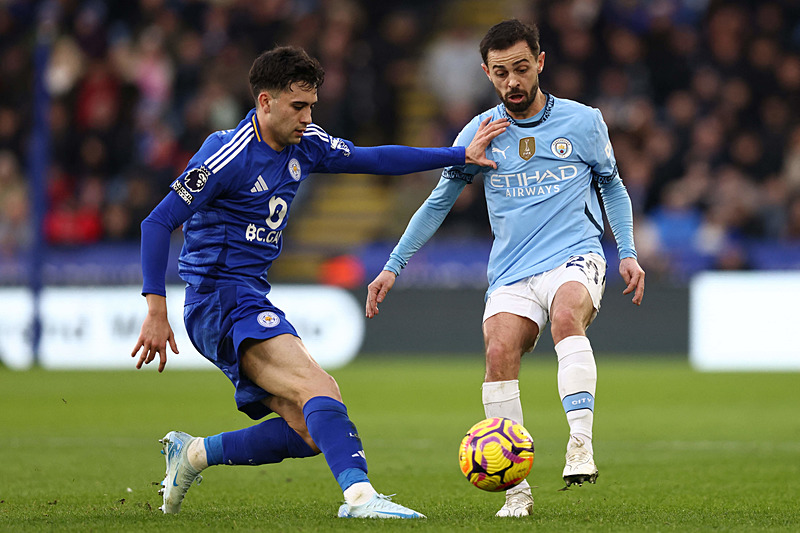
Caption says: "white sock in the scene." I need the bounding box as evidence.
[343,481,377,506]
[187,438,209,471]
[568,433,594,455]
[556,335,596,442]
[482,379,530,494]
[482,379,524,424]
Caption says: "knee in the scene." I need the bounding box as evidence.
[485,337,509,364]
[550,308,585,341]
[550,306,580,329]
[316,372,341,401]
[485,340,520,381]
[294,369,341,406]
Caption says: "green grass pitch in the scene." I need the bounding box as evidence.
[1,355,798,531]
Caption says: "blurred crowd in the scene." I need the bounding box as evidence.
[1,0,800,281]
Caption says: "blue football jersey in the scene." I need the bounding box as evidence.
[445,94,621,295]
[170,108,355,294]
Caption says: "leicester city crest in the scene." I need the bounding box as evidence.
[184,166,210,193]
[288,158,302,181]
[257,311,281,328]
[551,137,573,159]
[519,137,535,161]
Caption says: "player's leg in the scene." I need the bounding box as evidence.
[159,290,327,514]
[547,254,606,486]
[550,281,597,443]
[481,279,544,517]
[183,394,320,471]
[157,340,323,514]
[482,312,538,517]
[171,287,421,518]
[238,334,424,519]
[482,311,537,438]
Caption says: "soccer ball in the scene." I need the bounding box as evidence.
[458,417,534,492]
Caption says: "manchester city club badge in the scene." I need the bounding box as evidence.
[551,137,573,158]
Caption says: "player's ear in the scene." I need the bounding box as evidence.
[537,51,545,74]
[258,91,271,113]
[481,63,491,79]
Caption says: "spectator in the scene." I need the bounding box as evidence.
[0,151,30,255]
[2,0,799,281]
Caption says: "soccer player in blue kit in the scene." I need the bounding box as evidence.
[130,45,507,519]
[366,20,646,517]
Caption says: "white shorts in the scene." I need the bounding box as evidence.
[483,253,607,349]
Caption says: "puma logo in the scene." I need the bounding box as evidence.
[492,145,510,159]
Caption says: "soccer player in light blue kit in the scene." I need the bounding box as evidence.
[130,46,507,519]
[366,20,645,517]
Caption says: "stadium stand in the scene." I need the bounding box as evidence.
[1,0,799,286]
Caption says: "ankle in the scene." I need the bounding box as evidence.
[343,481,377,506]
[187,437,209,471]
[568,433,593,454]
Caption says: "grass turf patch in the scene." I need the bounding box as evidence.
[1,355,798,531]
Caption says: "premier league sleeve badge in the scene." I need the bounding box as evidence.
[184,166,210,193]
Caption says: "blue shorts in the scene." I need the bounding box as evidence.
[183,284,299,419]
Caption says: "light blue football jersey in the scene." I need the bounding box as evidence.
[444,94,624,295]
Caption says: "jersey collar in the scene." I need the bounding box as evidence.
[501,93,554,128]
[251,113,265,143]
[250,111,284,156]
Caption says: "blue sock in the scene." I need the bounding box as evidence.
[303,396,369,491]
[204,417,316,466]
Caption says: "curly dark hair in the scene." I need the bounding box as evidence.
[479,19,540,65]
[248,46,325,101]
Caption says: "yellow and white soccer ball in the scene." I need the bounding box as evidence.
[458,417,534,492]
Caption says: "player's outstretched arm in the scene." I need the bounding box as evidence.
[366,270,397,318]
[619,257,645,306]
[465,117,508,169]
[131,294,179,372]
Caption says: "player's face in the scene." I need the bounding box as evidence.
[261,83,317,150]
[482,41,545,119]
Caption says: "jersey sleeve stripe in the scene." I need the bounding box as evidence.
[303,131,329,143]
[208,131,254,173]
[204,124,254,169]
[303,124,329,141]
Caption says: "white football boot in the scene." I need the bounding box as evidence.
[338,493,426,519]
[496,485,533,517]
[158,430,203,514]
[562,435,598,487]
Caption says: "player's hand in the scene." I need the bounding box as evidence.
[619,257,645,306]
[465,117,509,169]
[131,295,178,372]
[366,270,397,318]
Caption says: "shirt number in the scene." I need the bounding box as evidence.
[266,196,288,229]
